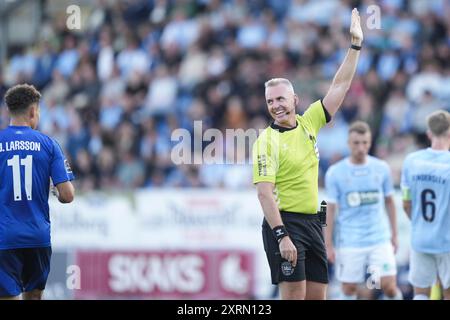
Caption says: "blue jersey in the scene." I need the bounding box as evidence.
[0,126,74,249]
[325,156,394,248]
[401,148,450,254]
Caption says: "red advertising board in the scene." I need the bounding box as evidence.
[74,250,254,299]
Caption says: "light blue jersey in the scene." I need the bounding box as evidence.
[325,156,394,248]
[401,148,450,254]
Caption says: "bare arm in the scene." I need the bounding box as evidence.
[323,8,363,116]
[403,200,412,220]
[55,181,75,203]
[256,182,283,228]
[385,195,398,253]
[256,182,297,266]
[325,202,337,263]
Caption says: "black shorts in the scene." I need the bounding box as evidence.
[262,212,328,285]
[0,247,52,297]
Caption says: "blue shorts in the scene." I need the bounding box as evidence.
[0,247,51,297]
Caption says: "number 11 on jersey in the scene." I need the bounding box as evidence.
[7,155,33,201]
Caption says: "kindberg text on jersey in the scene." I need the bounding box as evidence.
[401,149,450,254]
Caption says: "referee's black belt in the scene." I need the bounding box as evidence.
[280,211,319,219]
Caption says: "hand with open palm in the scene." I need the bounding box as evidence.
[350,8,363,46]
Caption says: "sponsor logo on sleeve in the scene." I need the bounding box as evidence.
[64,159,73,174]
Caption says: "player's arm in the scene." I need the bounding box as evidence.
[55,181,74,203]
[385,195,398,253]
[403,200,412,219]
[323,8,363,116]
[324,167,339,263]
[400,156,412,220]
[256,182,298,267]
[50,139,75,204]
[325,202,337,264]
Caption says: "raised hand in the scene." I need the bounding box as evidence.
[350,8,363,46]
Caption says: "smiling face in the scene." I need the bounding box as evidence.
[265,83,298,127]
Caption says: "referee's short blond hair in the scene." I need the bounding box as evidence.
[264,78,294,93]
[427,110,450,136]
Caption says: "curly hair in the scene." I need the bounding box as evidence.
[4,84,41,115]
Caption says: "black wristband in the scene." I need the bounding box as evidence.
[350,44,362,51]
[273,225,289,243]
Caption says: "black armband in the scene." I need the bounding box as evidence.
[350,44,362,51]
[273,225,289,243]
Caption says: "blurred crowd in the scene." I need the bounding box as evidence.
[1,0,449,192]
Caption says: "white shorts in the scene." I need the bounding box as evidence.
[408,250,450,289]
[335,242,397,284]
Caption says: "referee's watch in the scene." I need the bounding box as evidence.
[273,225,289,243]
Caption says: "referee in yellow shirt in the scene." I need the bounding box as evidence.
[253,8,363,300]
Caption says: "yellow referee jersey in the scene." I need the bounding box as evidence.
[253,100,329,214]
